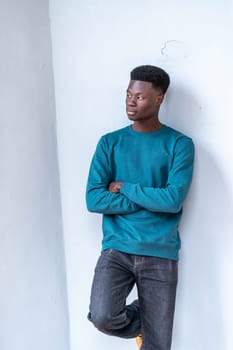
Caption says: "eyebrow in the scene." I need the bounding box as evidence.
[126,89,144,95]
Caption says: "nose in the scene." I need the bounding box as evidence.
[127,96,137,106]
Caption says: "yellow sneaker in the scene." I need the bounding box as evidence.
[136,335,142,349]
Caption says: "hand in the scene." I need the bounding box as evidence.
[108,181,123,193]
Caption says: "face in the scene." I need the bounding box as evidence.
[126,80,164,122]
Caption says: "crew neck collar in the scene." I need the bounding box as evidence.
[128,124,166,135]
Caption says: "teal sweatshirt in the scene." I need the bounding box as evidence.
[86,125,194,260]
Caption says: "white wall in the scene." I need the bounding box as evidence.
[0,1,70,350]
[50,1,233,349]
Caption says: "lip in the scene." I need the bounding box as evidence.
[127,109,137,116]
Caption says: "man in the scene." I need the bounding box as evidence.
[86,65,194,350]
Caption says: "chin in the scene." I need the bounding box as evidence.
[127,115,138,121]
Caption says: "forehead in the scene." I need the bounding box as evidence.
[127,80,155,94]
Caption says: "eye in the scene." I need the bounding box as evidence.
[137,96,143,100]
[127,93,132,98]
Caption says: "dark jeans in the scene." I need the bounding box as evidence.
[88,249,178,350]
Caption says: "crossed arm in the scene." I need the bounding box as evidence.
[86,136,194,215]
[108,181,123,193]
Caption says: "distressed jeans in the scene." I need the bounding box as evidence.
[88,249,178,350]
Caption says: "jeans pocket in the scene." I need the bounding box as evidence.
[94,249,114,272]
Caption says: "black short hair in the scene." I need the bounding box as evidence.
[130,65,170,94]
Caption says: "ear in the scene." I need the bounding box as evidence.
[155,94,164,106]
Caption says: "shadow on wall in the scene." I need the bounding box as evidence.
[178,146,233,349]
[161,82,204,133]
[163,85,233,349]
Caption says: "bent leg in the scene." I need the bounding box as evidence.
[88,249,141,338]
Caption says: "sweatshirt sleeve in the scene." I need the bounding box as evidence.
[120,137,194,213]
[86,137,141,214]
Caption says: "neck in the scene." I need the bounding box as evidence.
[132,118,163,133]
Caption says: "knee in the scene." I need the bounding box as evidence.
[88,311,113,332]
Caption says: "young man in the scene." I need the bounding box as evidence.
[86,65,194,350]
